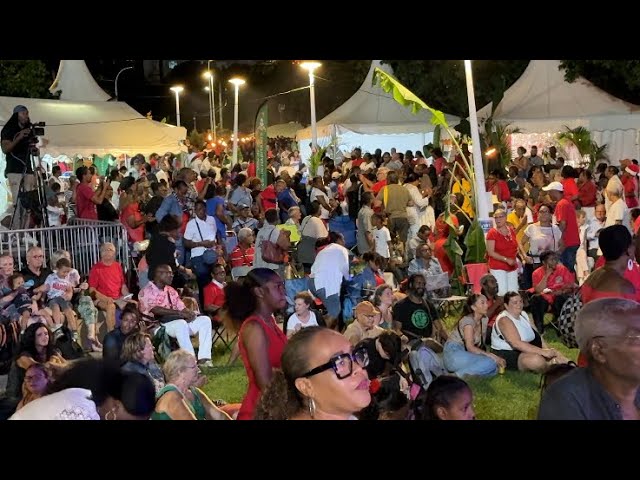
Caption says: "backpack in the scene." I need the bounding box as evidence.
[54,326,85,360]
[553,291,582,349]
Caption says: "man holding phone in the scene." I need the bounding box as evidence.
[88,242,132,332]
[74,166,109,220]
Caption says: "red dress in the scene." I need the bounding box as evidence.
[237,315,288,420]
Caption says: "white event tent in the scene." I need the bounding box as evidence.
[0,60,186,215]
[296,60,460,160]
[476,60,640,165]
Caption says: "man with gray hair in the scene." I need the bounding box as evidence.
[538,298,640,420]
[88,242,131,331]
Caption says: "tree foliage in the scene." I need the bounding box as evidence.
[559,60,640,105]
[0,60,54,98]
[382,60,528,118]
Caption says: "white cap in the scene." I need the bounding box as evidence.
[542,181,564,192]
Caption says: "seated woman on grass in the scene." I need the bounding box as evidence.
[120,332,165,394]
[490,291,569,373]
[443,294,505,378]
[152,350,231,421]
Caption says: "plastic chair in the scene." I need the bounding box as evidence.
[463,263,489,294]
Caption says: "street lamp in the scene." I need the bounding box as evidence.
[300,61,321,152]
[203,68,217,142]
[228,77,245,165]
[114,66,133,100]
[170,85,184,127]
[463,60,491,232]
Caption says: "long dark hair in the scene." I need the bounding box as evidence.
[359,373,408,420]
[461,293,485,317]
[18,323,58,363]
[223,268,280,330]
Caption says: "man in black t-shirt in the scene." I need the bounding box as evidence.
[392,273,442,340]
[1,105,37,229]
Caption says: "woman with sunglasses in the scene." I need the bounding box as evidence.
[224,268,288,420]
[519,203,563,289]
[255,326,371,420]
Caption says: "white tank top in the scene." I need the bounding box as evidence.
[491,311,535,351]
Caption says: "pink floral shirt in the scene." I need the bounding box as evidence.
[138,281,185,318]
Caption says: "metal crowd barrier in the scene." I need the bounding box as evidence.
[0,218,129,277]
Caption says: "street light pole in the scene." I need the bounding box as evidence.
[170,86,184,127]
[204,62,217,142]
[218,84,224,130]
[228,78,245,165]
[300,61,321,152]
[114,66,133,100]
[464,60,491,232]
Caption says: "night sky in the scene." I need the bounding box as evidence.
[44,60,359,136]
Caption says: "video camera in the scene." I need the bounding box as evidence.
[29,121,45,137]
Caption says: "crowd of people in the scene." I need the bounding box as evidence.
[1,105,640,420]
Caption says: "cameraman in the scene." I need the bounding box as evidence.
[0,105,36,229]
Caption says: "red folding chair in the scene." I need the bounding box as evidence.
[463,263,489,294]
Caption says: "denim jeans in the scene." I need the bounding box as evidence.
[560,245,579,274]
[443,341,498,378]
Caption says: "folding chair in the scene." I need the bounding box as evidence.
[463,263,489,295]
[211,318,237,354]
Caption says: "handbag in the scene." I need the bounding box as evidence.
[260,227,287,264]
[195,218,218,265]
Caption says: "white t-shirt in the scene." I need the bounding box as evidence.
[311,243,351,297]
[606,198,631,234]
[47,206,64,227]
[373,226,391,258]
[45,272,73,299]
[310,188,331,220]
[184,215,218,257]
[301,216,328,239]
[287,311,319,335]
[9,388,100,420]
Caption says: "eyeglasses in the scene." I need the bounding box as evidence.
[593,335,640,345]
[301,348,369,380]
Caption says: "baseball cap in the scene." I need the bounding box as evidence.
[331,171,341,180]
[542,181,564,192]
[354,301,381,316]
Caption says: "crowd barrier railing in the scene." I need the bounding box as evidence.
[0,218,129,277]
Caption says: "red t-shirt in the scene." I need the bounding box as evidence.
[247,162,256,178]
[498,180,511,202]
[486,226,518,271]
[554,198,580,247]
[120,202,144,243]
[623,176,638,208]
[561,178,579,201]
[260,185,277,212]
[88,261,125,299]
[196,178,207,194]
[577,180,597,207]
[351,158,364,168]
[76,183,97,220]
[531,264,575,303]
[230,245,255,268]
[372,179,387,195]
[203,281,225,309]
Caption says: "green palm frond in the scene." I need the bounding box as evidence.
[556,126,592,156]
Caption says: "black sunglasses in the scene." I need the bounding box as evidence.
[301,347,369,380]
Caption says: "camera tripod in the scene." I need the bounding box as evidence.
[10,150,49,229]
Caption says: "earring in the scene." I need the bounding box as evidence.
[105,408,117,421]
[629,259,634,271]
[308,398,316,419]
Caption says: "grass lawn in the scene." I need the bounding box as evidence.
[202,329,578,420]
